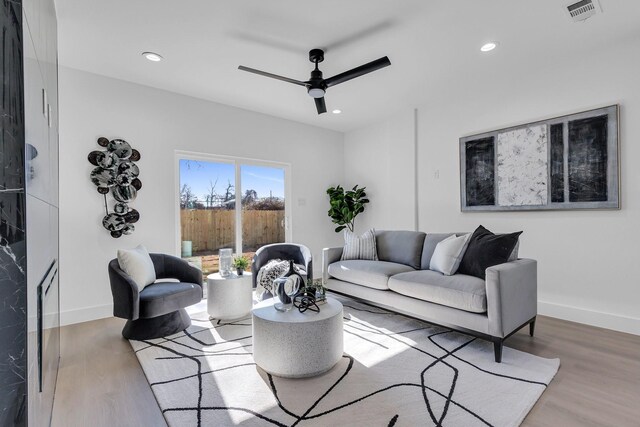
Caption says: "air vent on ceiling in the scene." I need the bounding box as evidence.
[566,0,602,23]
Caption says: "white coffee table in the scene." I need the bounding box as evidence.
[207,272,253,320]
[251,296,343,378]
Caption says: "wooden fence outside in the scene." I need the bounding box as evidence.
[180,209,285,254]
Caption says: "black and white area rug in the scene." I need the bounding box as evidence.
[130,295,559,427]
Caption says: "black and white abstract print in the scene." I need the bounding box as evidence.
[130,296,559,427]
[460,105,618,211]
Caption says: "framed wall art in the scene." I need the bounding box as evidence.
[460,105,619,212]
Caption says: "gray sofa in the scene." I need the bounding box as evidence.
[323,230,537,362]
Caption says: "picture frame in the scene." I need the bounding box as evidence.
[460,105,619,212]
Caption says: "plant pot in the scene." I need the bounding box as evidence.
[236,268,244,276]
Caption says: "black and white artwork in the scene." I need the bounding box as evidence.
[464,137,495,207]
[460,105,619,211]
[88,137,142,237]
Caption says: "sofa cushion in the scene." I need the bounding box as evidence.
[139,281,202,318]
[341,228,378,261]
[429,233,471,275]
[375,230,426,269]
[328,260,415,290]
[117,245,156,291]
[388,270,487,313]
[458,225,522,279]
[509,240,520,261]
[421,233,460,269]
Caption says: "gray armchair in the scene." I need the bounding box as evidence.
[108,253,203,340]
[251,243,313,289]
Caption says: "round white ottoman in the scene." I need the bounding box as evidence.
[207,272,253,320]
[252,297,343,378]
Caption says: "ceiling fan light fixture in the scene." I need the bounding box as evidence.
[308,87,325,98]
[142,51,163,62]
[238,49,391,115]
[332,109,342,114]
[480,42,498,52]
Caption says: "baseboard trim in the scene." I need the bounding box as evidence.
[538,301,640,336]
[60,303,113,326]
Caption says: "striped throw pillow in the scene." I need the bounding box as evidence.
[341,229,378,261]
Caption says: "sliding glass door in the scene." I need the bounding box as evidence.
[177,153,289,276]
[240,164,286,260]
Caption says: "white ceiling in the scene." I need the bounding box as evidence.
[55,0,640,132]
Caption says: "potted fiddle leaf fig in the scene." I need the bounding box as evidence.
[232,255,250,276]
[326,184,369,233]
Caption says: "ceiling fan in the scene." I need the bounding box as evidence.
[238,49,391,114]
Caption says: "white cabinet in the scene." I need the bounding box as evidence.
[23,0,58,208]
[23,27,49,203]
[23,0,60,424]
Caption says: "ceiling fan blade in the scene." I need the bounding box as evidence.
[238,65,308,87]
[315,97,327,114]
[324,56,391,88]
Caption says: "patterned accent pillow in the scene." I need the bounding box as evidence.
[255,259,306,299]
[341,229,378,261]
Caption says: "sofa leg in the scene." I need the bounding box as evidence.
[529,318,536,337]
[493,340,503,363]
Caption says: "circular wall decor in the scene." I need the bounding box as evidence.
[88,137,142,238]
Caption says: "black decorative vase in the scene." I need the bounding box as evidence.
[237,268,244,276]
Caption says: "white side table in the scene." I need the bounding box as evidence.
[252,297,344,378]
[207,272,253,320]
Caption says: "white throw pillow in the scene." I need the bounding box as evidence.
[429,233,471,275]
[117,245,156,291]
[341,229,378,261]
[508,240,520,261]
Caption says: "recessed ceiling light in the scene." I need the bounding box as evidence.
[480,42,498,52]
[142,52,163,62]
[332,109,342,114]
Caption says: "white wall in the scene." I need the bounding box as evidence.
[59,67,344,325]
[344,109,417,232]
[345,39,640,335]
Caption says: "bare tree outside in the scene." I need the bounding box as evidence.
[180,184,196,209]
[223,180,235,202]
[242,189,258,206]
[204,178,219,209]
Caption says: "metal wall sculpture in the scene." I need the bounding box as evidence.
[88,137,142,237]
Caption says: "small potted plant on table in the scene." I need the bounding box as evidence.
[232,255,250,276]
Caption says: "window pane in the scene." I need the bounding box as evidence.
[179,159,236,278]
[240,165,285,262]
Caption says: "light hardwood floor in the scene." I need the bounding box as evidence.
[51,313,640,427]
[51,317,166,427]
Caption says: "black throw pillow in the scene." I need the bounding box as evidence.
[457,225,522,280]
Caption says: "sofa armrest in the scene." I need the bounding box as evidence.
[322,247,343,283]
[485,259,537,338]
